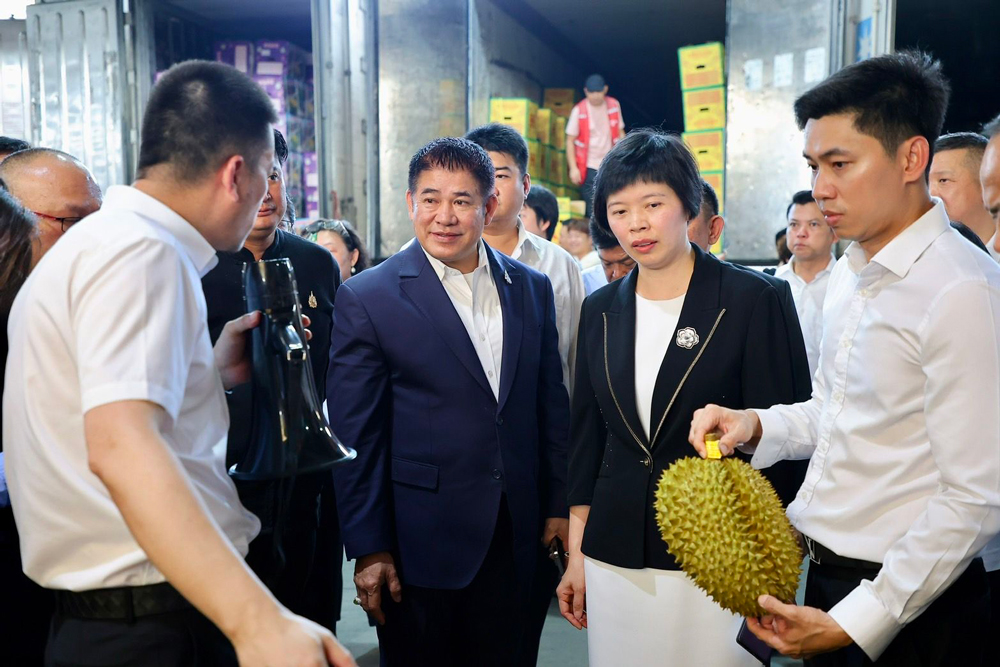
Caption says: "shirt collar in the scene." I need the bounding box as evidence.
[103,185,219,277]
[422,239,490,281]
[845,199,950,278]
[781,254,837,281]
[512,220,541,262]
[989,232,1000,263]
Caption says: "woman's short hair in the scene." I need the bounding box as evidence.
[0,188,37,312]
[591,129,702,235]
[301,218,371,274]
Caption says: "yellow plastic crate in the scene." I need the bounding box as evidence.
[682,130,725,172]
[682,87,726,132]
[678,42,725,90]
[534,108,554,146]
[543,88,576,118]
[490,98,539,139]
[527,139,543,177]
[702,171,725,215]
[552,115,567,150]
[547,148,567,185]
[556,196,572,222]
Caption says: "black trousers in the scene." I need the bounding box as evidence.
[804,558,988,666]
[581,168,598,218]
[376,500,528,667]
[986,568,1000,667]
[45,607,236,667]
[516,542,560,666]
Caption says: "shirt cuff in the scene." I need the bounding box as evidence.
[827,583,902,661]
[748,408,789,469]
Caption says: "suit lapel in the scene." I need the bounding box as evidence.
[398,242,494,399]
[491,247,522,413]
[604,270,650,451]
[648,245,726,448]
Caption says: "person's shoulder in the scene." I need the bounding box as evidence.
[531,235,581,270]
[930,227,1000,285]
[718,258,785,299]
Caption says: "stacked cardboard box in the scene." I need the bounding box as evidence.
[679,42,726,254]
[217,39,317,219]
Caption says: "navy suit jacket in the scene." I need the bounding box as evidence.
[327,240,569,590]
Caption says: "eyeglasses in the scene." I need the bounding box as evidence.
[304,219,348,235]
[33,211,84,232]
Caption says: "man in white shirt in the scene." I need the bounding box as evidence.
[982,115,1000,261]
[776,190,838,377]
[929,132,992,243]
[465,123,585,395]
[690,51,1000,665]
[3,61,353,667]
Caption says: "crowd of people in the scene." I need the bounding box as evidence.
[0,47,999,667]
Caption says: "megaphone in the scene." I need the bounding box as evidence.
[229,258,356,480]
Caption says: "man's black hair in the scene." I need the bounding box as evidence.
[589,217,621,251]
[793,50,950,175]
[525,184,559,240]
[700,179,719,218]
[935,132,988,155]
[274,129,289,166]
[775,228,787,242]
[137,60,277,182]
[0,136,30,156]
[407,137,495,203]
[465,123,530,178]
[984,114,1000,139]
[786,190,816,218]
[591,129,702,235]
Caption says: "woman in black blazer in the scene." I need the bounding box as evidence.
[556,130,811,665]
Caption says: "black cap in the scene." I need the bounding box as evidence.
[584,74,606,92]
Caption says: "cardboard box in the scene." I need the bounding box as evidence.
[556,196,572,222]
[547,148,567,186]
[527,138,543,177]
[534,108,554,146]
[678,42,725,90]
[215,41,255,74]
[255,40,310,79]
[702,171,725,215]
[544,88,576,118]
[490,98,539,139]
[682,130,725,172]
[682,87,726,132]
[552,115,567,150]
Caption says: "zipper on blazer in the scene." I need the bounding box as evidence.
[603,313,654,470]
[650,308,727,447]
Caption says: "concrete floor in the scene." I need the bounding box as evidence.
[335,557,590,666]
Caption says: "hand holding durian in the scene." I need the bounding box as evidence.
[654,432,802,618]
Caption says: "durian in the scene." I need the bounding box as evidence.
[653,452,802,617]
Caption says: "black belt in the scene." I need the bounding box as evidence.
[55,582,192,622]
[804,535,882,571]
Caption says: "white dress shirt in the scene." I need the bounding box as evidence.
[750,201,1000,659]
[775,255,836,378]
[509,222,585,394]
[582,263,608,295]
[422,242,504,399]
[3,185,260,590]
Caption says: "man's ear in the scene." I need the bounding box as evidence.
[405,190,416,221]
[522,171,531,197]
[484,192,500,224]
[540,219,552,234]
[219,154,246,202]
[709,214,726,245]
[901,136,931,186]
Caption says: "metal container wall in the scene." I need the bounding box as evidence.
[0,20,31,140]
[26,0,129,191]
[377,0,468,256]
[724,0,838,261]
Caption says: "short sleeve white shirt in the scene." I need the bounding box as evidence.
[3,185,260,590]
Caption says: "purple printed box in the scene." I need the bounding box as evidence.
[255,41,309,79]
[215,41,255,75]
[303,152,319,189]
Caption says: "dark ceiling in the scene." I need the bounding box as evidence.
[504,0,727,131]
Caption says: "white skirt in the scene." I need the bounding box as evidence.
[584,557,760,667]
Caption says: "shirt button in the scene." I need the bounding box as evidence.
[858,288,869,297]
[840,339,851,349]
[488,370,494,378]
[492,469,503,480]
[832,391,844,402]
[480,334,486,341]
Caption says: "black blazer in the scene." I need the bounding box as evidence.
[567,244,812,570]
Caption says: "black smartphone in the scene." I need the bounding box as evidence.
[736,619,772,665]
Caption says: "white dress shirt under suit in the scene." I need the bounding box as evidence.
[422,242,505,399]
[775,255,836,378]
[3,186,260,591]
[750,201,1000,659]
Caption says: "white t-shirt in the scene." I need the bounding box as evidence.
[3,185,260,590]
[566,102,623,170]
[634,292,686,439]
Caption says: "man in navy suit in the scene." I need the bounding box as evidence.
[328,137,570,665]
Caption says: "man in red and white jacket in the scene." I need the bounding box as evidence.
[565,74,625,217]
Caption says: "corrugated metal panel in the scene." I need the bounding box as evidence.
[26,0,128,190]
[0,20,31,140]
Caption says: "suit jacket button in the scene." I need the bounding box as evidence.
[492,469,503,480]
[496,416,504,426]
[643,457,651,466]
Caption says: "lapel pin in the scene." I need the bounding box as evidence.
[503,270,512,285]
[676,327,699,349]
[308,291,318,308]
